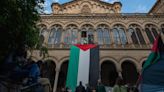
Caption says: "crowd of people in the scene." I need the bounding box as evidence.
[0,46,51,92]
[61,78,138,92]
[0,49,138,92]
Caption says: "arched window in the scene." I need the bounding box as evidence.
[161,24,164,34]
[48,24,62,47]
[128,28,138,44]
[81,24,94,44]
[145,24,158,44]
[145,28,154,44]
[136,28,145,44]
[64,24,78,45]
[38,25,48,45]
[97,24,110,45]
[128,24,145,45]
[112,24,127,46]
[119,28,127,45]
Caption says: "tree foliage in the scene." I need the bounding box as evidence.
[0,0,44,62]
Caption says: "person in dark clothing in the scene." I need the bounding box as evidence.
[24,59,44,92]
[37,60,44,77]
[75,81,86,92]
[86,84,92,92]
[7,50,29,83]
[96,80,106,92]
[24,58,40,85]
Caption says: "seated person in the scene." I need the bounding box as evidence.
[25,59,40,85]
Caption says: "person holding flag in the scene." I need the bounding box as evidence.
[139,33,164,92]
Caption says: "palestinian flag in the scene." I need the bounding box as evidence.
[66,44,99,92]
[142,35,162,71]
[139,35,164,91]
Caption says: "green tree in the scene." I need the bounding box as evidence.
[0,0,44,62]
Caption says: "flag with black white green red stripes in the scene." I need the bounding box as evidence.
[66,44,99,92]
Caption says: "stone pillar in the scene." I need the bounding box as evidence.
[60,29,65,48]
[53,67,60,92]
[43,28,50,47]
[125,29,133,47]
[161,33,164,43]
[138,70,141,76]
[117,29,122,47]
[116,32,121,48]
[94,30,98,44]
[78,29,81,44]
[43,28,49,46]
[137,67,142,75]
[110,29,115,47]
[99,65,101,81]
[118,71,122,78]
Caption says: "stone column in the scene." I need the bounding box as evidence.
[138,70,141,76]
[117,30,122,48]
[42,28,50,47]
[118,71,122,78]
[125,29,133,47]
[110,29,115,47]
[60,29,65,48]
[99,64,101,81]
[137,67,142,75]
[161,33,164,43]
[78,29,81,44]
[94,30,98,44]
[53,67,60,92]
[43,28,49,46]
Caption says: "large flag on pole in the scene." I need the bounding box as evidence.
[66,44,99,92]
[140,35,164,92]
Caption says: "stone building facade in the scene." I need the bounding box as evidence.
[31,0,164,91]
[149,0,164,14]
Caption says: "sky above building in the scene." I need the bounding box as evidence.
[43,0,156,14]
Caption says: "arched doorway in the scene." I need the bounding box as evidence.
[121,61,138,85]
[57,61,69,91]
[41,60,56,87]
[101,61,118,87]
